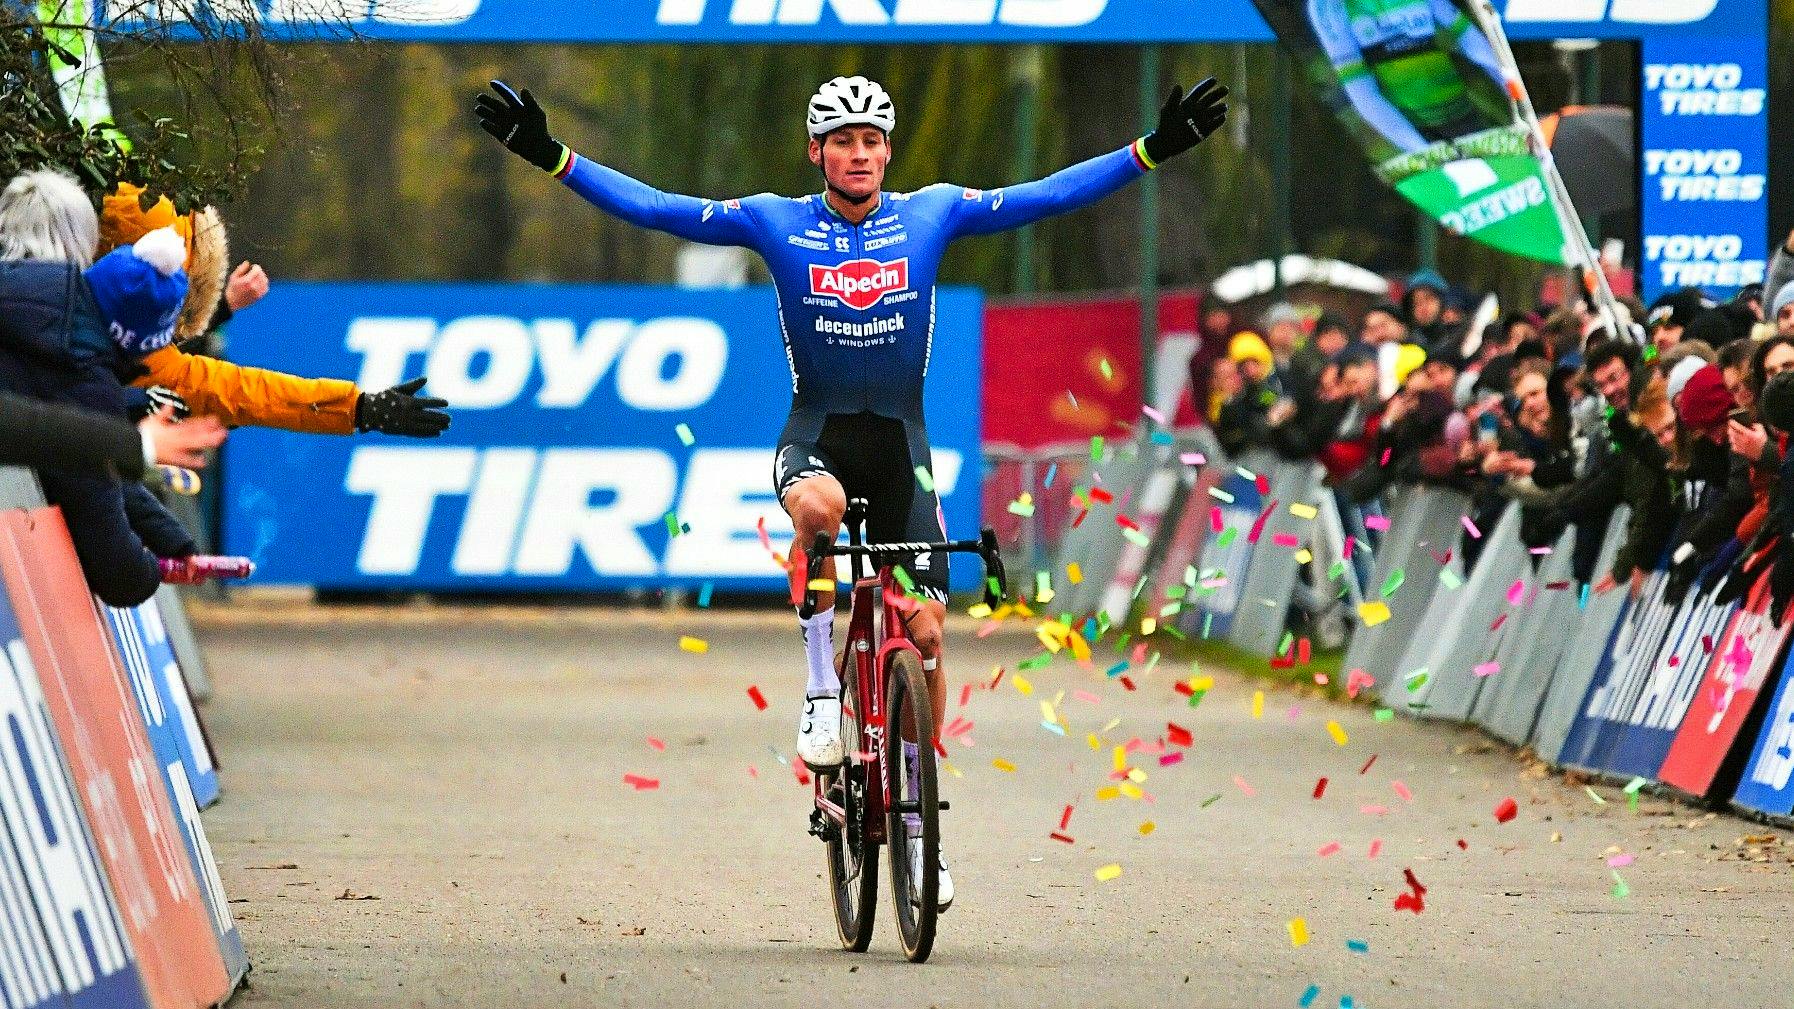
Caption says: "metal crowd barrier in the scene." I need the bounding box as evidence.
[1344,484,1471,688]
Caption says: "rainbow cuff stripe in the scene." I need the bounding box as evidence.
[1129,137,1158,172]
[551,145,575,179]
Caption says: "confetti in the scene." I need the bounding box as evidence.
[1138,821,1156,836]
[1013,674,1035,695]
[1493,797,1518,823]
[622,774,659,791]
[679,636,709,654]
[1345,939,1369,955]
[1607,853,1634,868]
[1610,871,1630,900]
[1180,452,1207,466]
[1393,868,1426,913]
[914,465,936,492]
[1049,831,1075,844]
[1325,721,1348,746]
[993,758,1017,773]
[747,685,767,710]
[1461,515,1482,538]
[1439,568,1463,590]
[1584,786,1607,805]
[1167,722,1194,747]
[697,582,714,607]
[1380,569,1405,598]
[1405,668,1430,691]
[1299,985,1321,1008]
[1364,514,1391,531]
[1287,917,1309,947]
[1358,601,1391,627]
[1506,578,1527,605]
[1090,435,1105,460]
[1067,562,1084,584]
[1358,753,1378,775]
[1368,839,1382,858]
[674,422,695,446]
[1252,691,1265,719]
[646,736,666,752]
[1392,781,1412,802]
[1313,777,1328,798]
[1094,863,1123,882]
[1290,502,1319,520]
[1233,775,1257,796]
[1473,661,1500,678]
[1317,841,1341,858]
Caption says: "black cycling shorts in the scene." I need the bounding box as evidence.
[773,411,949,604]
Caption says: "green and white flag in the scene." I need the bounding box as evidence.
[37,0,127,147]
[1251,0,1569,264]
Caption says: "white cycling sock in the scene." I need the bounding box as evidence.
[802,608,838,697]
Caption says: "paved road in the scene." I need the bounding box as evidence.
[193,601,1794,1009]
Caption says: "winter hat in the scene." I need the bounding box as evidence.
[85,227,189,357]
[1647,287,1712,332]
[1260,302,1303,330]
[1405,269,1447,295]
[1772,281,1794,320]
[1665,355,1707,402]
[1673,364,1731,429]
[1393,343,1428,385]
[1228,331,1274,369]
[99,182,228,344]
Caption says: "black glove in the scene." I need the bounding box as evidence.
[1140,78,1228,165]
[1713,536,1776,608]
[355,377,450,438]
[474,80,567,173]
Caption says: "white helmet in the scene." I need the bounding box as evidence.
[806,76,895,138]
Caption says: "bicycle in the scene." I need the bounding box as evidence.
[802,498,1006,963]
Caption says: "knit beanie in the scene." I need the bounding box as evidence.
[85,227,189,357]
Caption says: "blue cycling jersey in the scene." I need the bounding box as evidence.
[557,142,1155,432]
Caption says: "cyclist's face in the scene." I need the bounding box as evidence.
[809,127,889,199]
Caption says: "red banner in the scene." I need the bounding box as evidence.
[0,508,230,1009]
[1658,573,1794,798]
[983,291,1200,451]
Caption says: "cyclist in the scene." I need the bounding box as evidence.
[475,74,1226,911]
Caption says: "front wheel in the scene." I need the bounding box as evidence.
[884,649,939,963]
[824,645,877,951]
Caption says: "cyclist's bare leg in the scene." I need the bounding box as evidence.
[901,600,949,740]
[781,475,845,612]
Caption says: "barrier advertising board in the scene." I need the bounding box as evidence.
[1179,450,1274,640]
[0,588,149,1009]
[1732,646,1794,817]
[103,604,249,987]
[1558,569,1737,777]
[222,282,982,593]
[1657,575,1793,798]
[0,509,230,1009]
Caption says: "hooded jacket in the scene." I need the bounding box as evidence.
[0,260,194,607]
[0,392,145,478]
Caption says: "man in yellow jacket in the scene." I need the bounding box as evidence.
[101,183,448,438]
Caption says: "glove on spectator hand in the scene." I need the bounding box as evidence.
[475,80,567,173]
[355,377,450,437]
[1141,78,1228,165]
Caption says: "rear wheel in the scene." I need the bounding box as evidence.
[885,649,939,963]
[824,644,877,951]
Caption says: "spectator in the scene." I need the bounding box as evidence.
[0,393,224,476]
[0,170,186,605]
[1215,332,1279,457]
[1645,288,1712,354]
[1402,269,1450,351]
[1596,378,1679,598]
[97,183,447,438]
[1772,282,1794,339]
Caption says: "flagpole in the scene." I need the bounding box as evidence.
[1469,0,1633,344]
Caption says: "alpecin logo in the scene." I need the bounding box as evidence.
[809,257,910,311]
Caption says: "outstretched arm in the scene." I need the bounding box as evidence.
[949,77,1229,240]
[557,154,761,248]
[476,80,761,249]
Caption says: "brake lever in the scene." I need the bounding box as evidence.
[979,527,1007,609]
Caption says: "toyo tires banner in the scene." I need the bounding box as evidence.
[221,282,983,593]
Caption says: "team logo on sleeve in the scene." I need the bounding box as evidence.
[808,257,911,311]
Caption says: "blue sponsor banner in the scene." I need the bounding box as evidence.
[1558,570,1739,776]
[1181,468,1263,639]
[100,603,247,988]
[1638,33,1769,303]
[0,593,148,1009]
[103,0,1761,43]
[221,282,983,592]
[1732,648,1794,817]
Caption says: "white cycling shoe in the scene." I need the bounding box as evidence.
[907,837,954,912]
[796,694,844,770]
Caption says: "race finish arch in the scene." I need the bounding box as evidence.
[165,0,1768,304]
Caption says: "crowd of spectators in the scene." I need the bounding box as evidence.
[0,169,451,607]
[1200,237,1794,613]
